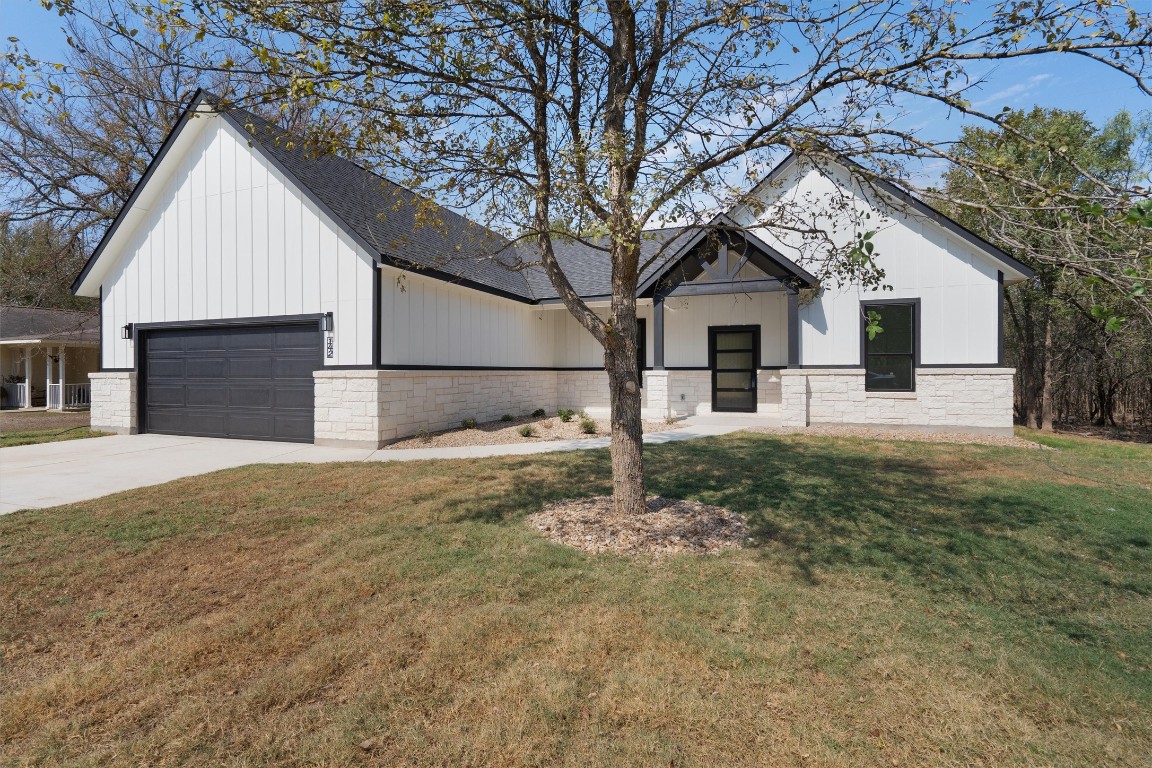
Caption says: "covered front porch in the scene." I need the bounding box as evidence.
[1,343,98,411]
[638,218,813,419]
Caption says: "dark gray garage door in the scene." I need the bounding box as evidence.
[141,323,321,443]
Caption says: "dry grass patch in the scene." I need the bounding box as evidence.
[1,432,1149,766]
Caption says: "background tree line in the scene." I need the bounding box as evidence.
[941,108,1152,431]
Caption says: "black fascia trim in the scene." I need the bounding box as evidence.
[663,366,711,371]
[133,313,327,331]
[98,367,136,372]
[860,298,920,392]
[918,363,1005,368]
[373,264,382,368]
[322,365,380,370]
[72,89,210,294]
[997,270,1005,366]
[798,364,865,369]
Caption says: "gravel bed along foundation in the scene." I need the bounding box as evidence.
[387,414,677,449]
[527,496,749,557]
[743,424,1046,449]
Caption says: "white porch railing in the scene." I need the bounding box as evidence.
[3,382,29,408]
[48,383,91,410]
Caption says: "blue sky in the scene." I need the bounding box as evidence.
[3,0,1149,187]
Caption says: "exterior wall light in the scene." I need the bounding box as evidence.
[321,312,334,332]
[121,323,133,340]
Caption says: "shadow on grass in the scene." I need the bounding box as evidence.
[451,433,1149,646]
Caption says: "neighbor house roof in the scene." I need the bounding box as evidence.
[0,305,99,344]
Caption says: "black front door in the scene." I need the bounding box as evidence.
[710,326,759,413]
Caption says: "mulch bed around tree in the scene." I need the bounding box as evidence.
[527,496,749,557]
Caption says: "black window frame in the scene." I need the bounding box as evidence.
[860,299,919,393]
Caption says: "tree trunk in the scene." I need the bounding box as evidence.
[606,236,646,517]
[1040,310,1055,432]
[605,341,645,516]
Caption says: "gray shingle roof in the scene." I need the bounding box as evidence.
[217,97,533,300]
[218,97,698,303]
[1,305,98,343]
[518,228,691,300]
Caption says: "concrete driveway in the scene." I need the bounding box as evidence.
[0,420,749,514]
[0,434,378,513]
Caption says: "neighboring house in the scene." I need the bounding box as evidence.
[71,91,1032,446]
[0,305,99,410]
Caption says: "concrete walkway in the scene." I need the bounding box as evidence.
[0,418,756,513]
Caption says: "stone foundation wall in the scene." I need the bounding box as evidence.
[315,369,560,447]
[780,368,1015,434]
[664,369,782,417]
[89,371,137,434]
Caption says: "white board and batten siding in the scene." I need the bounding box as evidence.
[100,112,376,369]
[741,160,1004,367]
[378,266,554,367]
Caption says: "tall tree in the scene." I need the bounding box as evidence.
[19,0,1152,512]
[943,108,1152,429]
[0,6,315,308]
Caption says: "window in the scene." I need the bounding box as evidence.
[863,302,916,392]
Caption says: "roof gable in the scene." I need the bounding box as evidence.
[745,152,1035,283]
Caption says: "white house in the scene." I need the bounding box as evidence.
[72,91,1032,447]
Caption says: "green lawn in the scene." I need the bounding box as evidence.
[0,426,111,448]
[0,430,1148,766]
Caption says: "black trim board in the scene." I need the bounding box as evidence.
[997,270,1005,367]
[133,313,327,331]
[373,264,382,368]
[97,285,103,371]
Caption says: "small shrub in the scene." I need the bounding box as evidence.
[518,424,537,438]
[462,418,478,429]
[557,408,575,422]
[500,414,514,422]
[663,414,678,426]
[578,410,589,419]
[532,408,546,418]
[541,419,553,429]
[579,417,597,435]
[416,428,432,443]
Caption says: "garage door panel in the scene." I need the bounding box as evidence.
[274,357,320,378]
[274,416,315,441]
[273,326,323,349]
[145,385,186,406]
[185,358,228,379]
[186,385,230,407]
[227,329,276,351]
[147,359,186,379]
[274,387,314,409]
[229,357,274,379]
[183,333,229,351]
[142,322,320,443]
